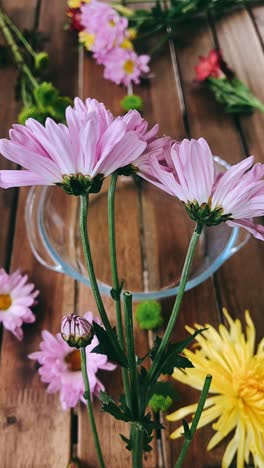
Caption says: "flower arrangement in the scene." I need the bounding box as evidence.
[195,49,264,114]
[67,0,264,113]
[0,96,264,467]
[67,0,150,110]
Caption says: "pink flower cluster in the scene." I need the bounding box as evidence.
[71,0,150,86]
[29,311,116,410]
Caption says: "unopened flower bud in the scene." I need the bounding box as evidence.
[34,51,49,71]
[135,300,163,330]
[120,94,143,112]
[61,313,94,348]
[149,394,173,413]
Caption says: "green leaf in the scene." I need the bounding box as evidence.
[91,322,128,367]
[150,329,205,377]
[167,328,207,355]
[208,77,264,114]
[160,353,194,375]
[99,392,132,422]
[120,434,132,451]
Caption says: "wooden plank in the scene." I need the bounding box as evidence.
[0,70,18,267]
[0,0,78,465]
[213,10,264,341]
[162,20,247,467]
[216,9,264,160]
[0,0,34,268]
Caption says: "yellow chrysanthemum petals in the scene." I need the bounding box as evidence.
[222,431,238,468]
[168,309,264,467]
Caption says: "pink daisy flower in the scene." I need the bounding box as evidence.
[0,97,147,195]
[143,137,264,240]
[28,311,116,410]
[102,48,150,86]
[0,268,38,340]
[80,1,128,57]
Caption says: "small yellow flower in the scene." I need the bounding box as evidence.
[123,59,135,75]
[167,309,264,468]
[127,28,137,40]
[68,0,91,7]
[120,38,134,50]
[79,31,95,50]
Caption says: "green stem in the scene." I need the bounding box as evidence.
[3,13,36,58]
[174,375,212,468]
[108,174,130,407]
[79,194,123,358]
[147,224,203,385]
[0,9,38,88]
[80,348,105,468]
[131,424,143,468]
[123,292,140,417]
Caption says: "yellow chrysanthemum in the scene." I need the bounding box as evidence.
[167,309,264,468]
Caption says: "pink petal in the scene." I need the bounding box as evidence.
[0,170,51,188]
[227,219,264,241]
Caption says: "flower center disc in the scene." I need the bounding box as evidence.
[65,349,82,371]
[123,59,135,74]
[0,294,12,311]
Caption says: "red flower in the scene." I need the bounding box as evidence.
[195,49,222,82]
[67,8,84,32]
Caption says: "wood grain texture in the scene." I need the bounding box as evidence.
[0,2,264,467]
[213,9,264,341]
[0,0,77,466]
[163,18,252,468]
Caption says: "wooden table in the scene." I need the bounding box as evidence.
[0,1,264,467]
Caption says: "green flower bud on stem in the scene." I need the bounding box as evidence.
[34,51,49,71]
[149,394,173,412]
[135,300,163,330]
[120,94,143,112]
[33,82,59,107]
[18,106,50,125]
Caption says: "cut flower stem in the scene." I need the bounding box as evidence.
[174,374,212,468]
[108,174,131,408]
[80,347,105,468]
[146,224,203,387]
[79,194,123,360]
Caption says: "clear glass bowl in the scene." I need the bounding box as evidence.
[25,157,249,300]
